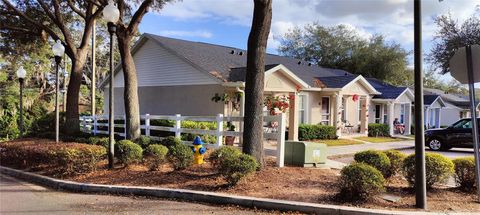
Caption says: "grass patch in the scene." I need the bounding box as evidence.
[312,139,363,146]
[354,137,409,143]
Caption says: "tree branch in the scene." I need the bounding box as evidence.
[127,0,153,34]
[50,0,76,54]
[67,0,86,19]
[1,0,61,41]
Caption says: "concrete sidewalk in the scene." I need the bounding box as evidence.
[327,140,414,156]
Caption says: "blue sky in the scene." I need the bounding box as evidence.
[138,0,480,83]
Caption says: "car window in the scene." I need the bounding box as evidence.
[452,119,472,129]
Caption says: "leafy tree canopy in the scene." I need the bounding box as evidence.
[428,13,480,74]
[278,23,411,86]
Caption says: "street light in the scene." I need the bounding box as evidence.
[104,0,119,169]
[16,66,26,137]
[52,40,65,143]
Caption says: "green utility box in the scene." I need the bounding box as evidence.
[284,141,327,167]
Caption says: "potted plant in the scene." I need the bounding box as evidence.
[225,121,236,146]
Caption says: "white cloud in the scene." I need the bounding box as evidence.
[156,0,480,52]
[158,30,213,39]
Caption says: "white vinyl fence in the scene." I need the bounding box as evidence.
[80,113,286,167]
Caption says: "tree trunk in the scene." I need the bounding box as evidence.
[64,54,87,135]
[117,31,141,140]
[242,0,272,168]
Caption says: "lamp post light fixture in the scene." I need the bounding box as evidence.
[104,0,120,169]
[16,66,27,137]
[52,40,65,143]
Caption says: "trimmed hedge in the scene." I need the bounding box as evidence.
[160,136,181,148]
[452,157,477,190]
[115,140,143,166]
[383,150,406,178]
[298,124,337,140]
[402,153,454,189]
[368,123,390,137]
[354,150,391,178]
[135,135,153,149]
[0,140,106,175]
[210,146,242,168]
[219,153,258,185]
[339,163,385,200]
[168,143,194,170]
[144,144,169,171]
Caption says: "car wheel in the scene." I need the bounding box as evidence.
[428,139,443,151]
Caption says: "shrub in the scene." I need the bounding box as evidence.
[87,136,101,145]
[452,157,477,190]
[219,153,258,185]
[210,146,242,168]
[383,150,406,178]
[181,121,217,143]
[160,136,182,148]
[339,163,385,200]
[115,140,143,166]
[74,137,89,144]
[168,143,194,170]
[0,140,105,175]
[97,137,111,149]
[298,124,337,140]
[52,145,106,175]
[354,150,391,177]
[368,123,390,137]
[135,135,153,149]
[402,153,454,188]
[144,144,169,171]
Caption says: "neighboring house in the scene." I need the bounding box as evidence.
[423,88,480,126]
[101,34,423,139]
[423,95,446,129]
[367,78,414,135]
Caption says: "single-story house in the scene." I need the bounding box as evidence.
[100,33,419,139]
[423,88,480,126]
[367,78,414,135]
[423,95,446,129]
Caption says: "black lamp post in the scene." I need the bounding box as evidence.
[52,40,65,143]
[103,0,120,169]
[16,66,26,137]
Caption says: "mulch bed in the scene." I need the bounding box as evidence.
[2,138,479,213]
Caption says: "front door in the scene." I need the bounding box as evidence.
[375,105,381,123]
[320,97,330,125]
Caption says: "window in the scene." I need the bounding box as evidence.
[358,100,362,123]
[298,95,307,124]
[383,104,388,125]
[321,97,330,125]
[453,119,472,129]
[400,104,406,124]
[375,105,381,123]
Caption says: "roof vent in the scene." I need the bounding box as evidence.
[344,73,348,76]
[308,63,312,66]
[297,61,302,65]
[238,51,244,55]
[230,50,235,54]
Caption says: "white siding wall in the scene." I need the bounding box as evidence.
[113,40,218,87]
[440,106,461,126]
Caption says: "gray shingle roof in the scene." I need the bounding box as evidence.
[146,34,351,86]
[424,95,440,105]
[367,78,408,100]
[315,75,357,88]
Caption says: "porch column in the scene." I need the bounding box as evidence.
[288,92,299,141]
[387,102,395,136]
[334,93,343,137]
[405,103,412,135]
[360,97,369,135]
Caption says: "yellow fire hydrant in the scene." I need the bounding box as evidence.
[192,136,206,164]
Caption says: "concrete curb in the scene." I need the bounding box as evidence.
[0,166,469,215]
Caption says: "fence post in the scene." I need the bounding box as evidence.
[277,113,286,167]
[145,114,150,137]
[82,116,87,133]
[216,113,224,147]
[175,114,181,138]
[93,115,98,136]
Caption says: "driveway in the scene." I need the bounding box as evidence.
[0,174,274,215]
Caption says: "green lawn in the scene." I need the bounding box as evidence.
[311,139,363,146]
[353,136,409,143]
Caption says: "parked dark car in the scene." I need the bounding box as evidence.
[425,118,480,151]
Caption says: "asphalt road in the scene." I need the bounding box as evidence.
[0,174,277,215]
[399,147,475,159]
